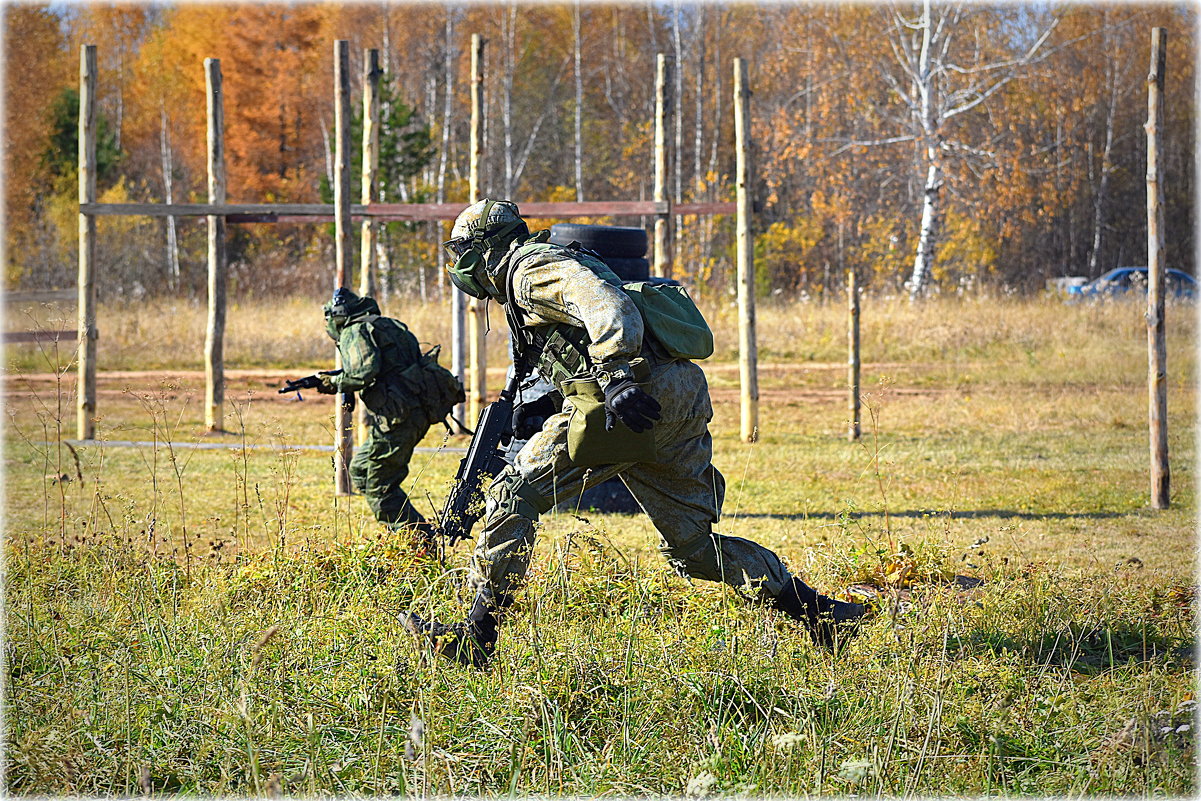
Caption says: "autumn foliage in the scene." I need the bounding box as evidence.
[3,3,1194,299]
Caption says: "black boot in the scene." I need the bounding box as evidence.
[771,577,867,648]
[386,518,439,552]
[401,590,511,668]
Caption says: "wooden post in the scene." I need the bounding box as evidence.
[847,270,861,441]
[333,40,354,496]
[1146,28,1169,509]
[77,45,98,441]
[203,58,227,434]
[653,53,672,279]
[450,275,467,430]
[734,58,758,444]
[467,33,487,429]
[357,48,381,445]
[358,48,381,299]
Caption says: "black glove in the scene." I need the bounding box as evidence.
[602,378,661,433]
[318,369,342,395]
[512,392,559,440]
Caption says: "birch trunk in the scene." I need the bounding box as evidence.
[436,13,454,203]
[502,4,515,196]
[1089,49,1118,278]
[671,0,683,240]
[159,104,179,288]
[573,1,584,202]
[905,0,938,299]
[907,158,941,297]
[692,5,704,196]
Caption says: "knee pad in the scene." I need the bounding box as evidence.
[492,467,554,522]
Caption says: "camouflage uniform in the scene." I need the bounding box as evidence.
[320,293,433,533]
[402,200,864,667]
[466,241,794,601]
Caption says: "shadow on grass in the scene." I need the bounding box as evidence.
[956,622,1195,676]
[739,508,1130,521]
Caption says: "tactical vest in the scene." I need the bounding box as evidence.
[352,315,425,417]
[503,236,628,393]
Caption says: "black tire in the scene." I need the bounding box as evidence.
[601,257,651,282]
[557,478,642,514]
[549,223,648,258]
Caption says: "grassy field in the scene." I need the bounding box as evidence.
[4,293,1197,796]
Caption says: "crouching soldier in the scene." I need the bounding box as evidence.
[291,288,464,545]
[402,199,867,667]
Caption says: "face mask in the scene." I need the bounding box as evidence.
[325,315,343,341]
[447,248,491,299]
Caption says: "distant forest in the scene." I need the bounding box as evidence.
[4,3,1195,300]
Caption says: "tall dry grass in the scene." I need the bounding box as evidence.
[4,288,1195,796]
[7,292,1194,387]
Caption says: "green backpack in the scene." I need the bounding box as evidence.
[393,345,465,423]
[621,281,714,361]
[357,316,464,424]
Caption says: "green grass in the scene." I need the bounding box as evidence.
[4,295,1197,796]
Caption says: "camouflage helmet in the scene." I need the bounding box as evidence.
[448,199,526,252]
[322,287,379,341]
[324,286,359,319]
[444,199,528,300]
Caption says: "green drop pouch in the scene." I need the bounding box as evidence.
[561,359,657,466]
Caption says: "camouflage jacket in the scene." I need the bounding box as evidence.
[503,236,645,392]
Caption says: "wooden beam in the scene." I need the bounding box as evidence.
[1146,27,1170,509]
[204,57,227,434]
[333,39,353,496]
[6,289,78,304]
[77,44,98,441]
[734,57,759,444]
[4,330,77,344]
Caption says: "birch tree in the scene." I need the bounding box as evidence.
[871,1,1057,297]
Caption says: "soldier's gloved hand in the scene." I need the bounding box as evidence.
[512,393,559,440]
[315,374,338,395]
[602,378,661,433]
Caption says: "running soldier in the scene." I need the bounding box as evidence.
[403,200,867,666]
[291,288,463,545]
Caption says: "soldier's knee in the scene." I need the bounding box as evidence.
[660,532,726,583]
[490,467,554,522]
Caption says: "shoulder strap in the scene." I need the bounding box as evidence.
[504,258,539,382]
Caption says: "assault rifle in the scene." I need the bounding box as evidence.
[278,369,355,412]
[439,362,528,545]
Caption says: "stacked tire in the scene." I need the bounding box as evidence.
[549,223,650,282]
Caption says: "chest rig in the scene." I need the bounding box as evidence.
[501,235,625,393]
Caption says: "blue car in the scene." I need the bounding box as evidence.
[1067,267,1196,300]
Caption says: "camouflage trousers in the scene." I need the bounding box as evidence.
[351,411,431,530]
[468,358,794,600]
